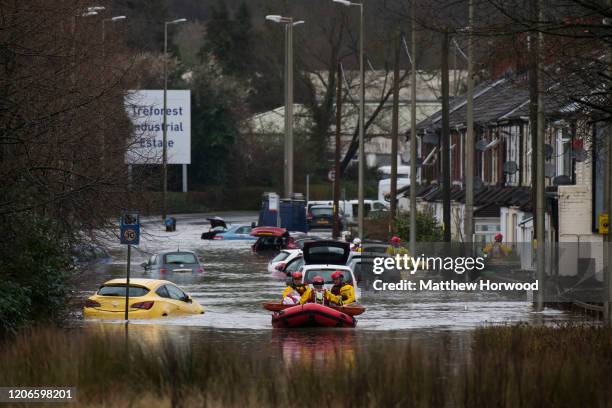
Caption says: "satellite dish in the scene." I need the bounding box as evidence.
[553,175,572,186]
[423,132,439,145]
[544,144,554,160]
[476,139,489,151]
[572,149,587,162]
[545,163,556,178]
[503,161,519,175]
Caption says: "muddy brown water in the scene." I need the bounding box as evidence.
[75,212,581,359]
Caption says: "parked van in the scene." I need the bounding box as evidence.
[377,165,410,203]
[306,199,388,224]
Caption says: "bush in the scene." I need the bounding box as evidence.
[394,211,444,242]
[0,214,74,335]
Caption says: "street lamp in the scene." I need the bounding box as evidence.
[102,16,127,47]
[333,0,365,239]
[265,15,304,199]
[162,18,187,221]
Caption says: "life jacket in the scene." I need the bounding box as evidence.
[331,282,351,296]
[309,288,330,305]
[331,283,354,304]
[292,283,307,295]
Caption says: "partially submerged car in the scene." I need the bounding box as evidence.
[141,250,204,274]
[251,227,298,252]
[299,240,359,300]
[212,224,256,240]
[201,217,228,240]
[83,278,204,319]
[267,249,302,274]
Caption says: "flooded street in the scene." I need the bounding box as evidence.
[78,212,580,353]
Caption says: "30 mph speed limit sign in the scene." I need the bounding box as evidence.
[120,210,140,245]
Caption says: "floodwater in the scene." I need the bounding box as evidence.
[78,212,580,356]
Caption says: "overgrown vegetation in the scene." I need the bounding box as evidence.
[0,324,609,407]
[0,1,147,334]
[0,215,74,335]
[365,211,443,241]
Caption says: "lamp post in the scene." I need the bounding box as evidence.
[102,15,126,45]
[266,15,304,199]
[333,0,364,239]
[162,18,187,221]
[101,16,126,170]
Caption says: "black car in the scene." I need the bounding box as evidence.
[307,205,344,230]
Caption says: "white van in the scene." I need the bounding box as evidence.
[377,165,410,203]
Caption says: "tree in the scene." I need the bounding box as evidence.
[187,63,249,188]
[0,0,147,332]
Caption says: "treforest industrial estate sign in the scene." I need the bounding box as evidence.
[125,90,191,165]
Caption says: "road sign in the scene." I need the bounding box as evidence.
[328,169,336,182]
[120,210,140,245]
[599,213,608,234]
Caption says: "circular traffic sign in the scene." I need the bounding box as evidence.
[328,170,336,182]
[123,228,136,242]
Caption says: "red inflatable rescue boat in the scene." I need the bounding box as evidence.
[271,303,356,328]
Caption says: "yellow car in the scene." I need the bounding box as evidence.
[84,278,204,319]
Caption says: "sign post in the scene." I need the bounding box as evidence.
[120,210,140,321]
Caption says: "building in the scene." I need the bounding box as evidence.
[401,74,604,277]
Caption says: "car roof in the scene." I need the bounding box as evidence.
[102,278,173,289]
[310,204,333,208]
[302,264,351,271]
[156,250,196,256]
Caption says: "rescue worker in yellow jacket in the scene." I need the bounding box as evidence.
[386,236,409,256]
[483,233,512,258]
[330,270,355,305]
[300,276,340,305]
[282,271,308,299]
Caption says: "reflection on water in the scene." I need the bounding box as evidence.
[79,213,579,339]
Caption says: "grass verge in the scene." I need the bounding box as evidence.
[0,324,610,407]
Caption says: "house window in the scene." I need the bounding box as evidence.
[505,126,520,186]
[555,126,573,179]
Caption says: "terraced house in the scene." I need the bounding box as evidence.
[399,75,606,278]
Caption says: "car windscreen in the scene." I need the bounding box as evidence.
[304,269,351,284]
[311,207,333,216]
[271,251,290,263]
[98,285,149,297]
[286,257,304,273]
[164,253,198,264]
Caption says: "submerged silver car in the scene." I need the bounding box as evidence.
[141,250,204,275]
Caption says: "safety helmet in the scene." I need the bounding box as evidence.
[291,271,303,281]
[353,237,361,245]
[495,232,503,242]
[312,276,324,286]
[391,236,401,244]
[331,270,343,280]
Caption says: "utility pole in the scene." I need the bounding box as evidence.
[333,62,343,239]
[390,31,401,234]
[464,0,475,246]
[409,1,417,254]
[606,0,612,325]
[358,3,365,239]
[535,0,545,311]
[529,0,538,237]
[441,29,451,242]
